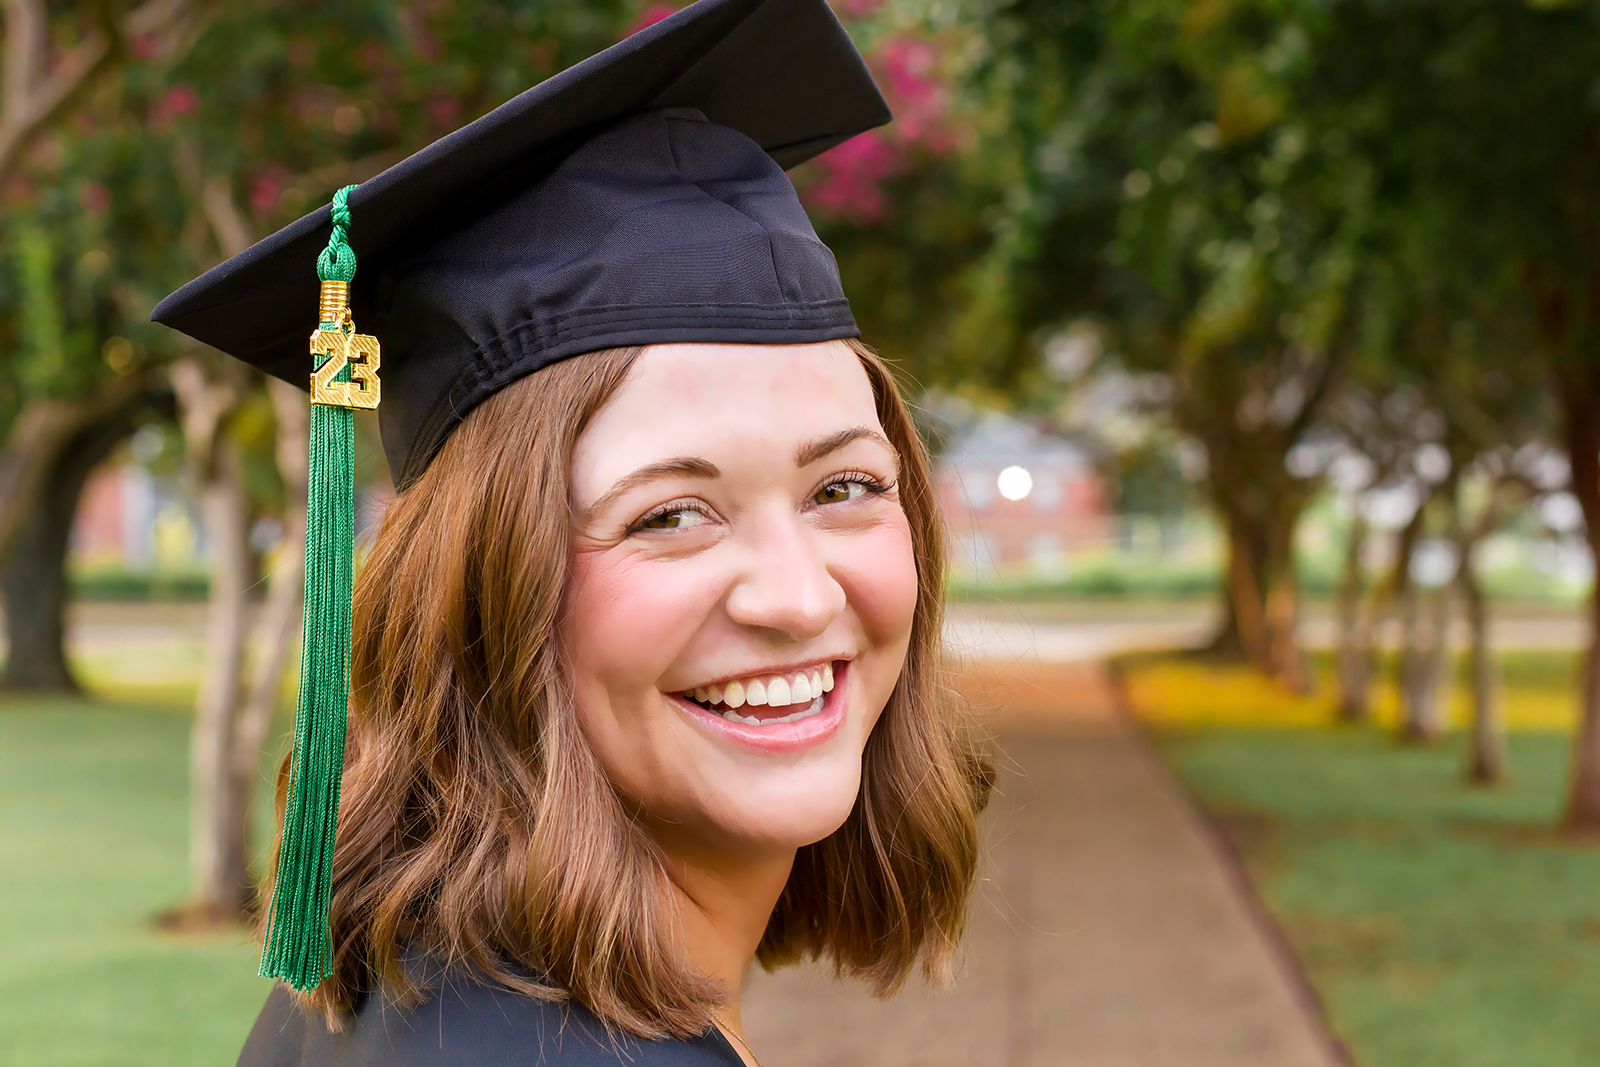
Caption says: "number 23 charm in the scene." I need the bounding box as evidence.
[310,321,381,410]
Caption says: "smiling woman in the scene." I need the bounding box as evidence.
[149,0,992,1063]
[306,336,990,1057]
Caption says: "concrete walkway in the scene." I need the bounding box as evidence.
[741,661,1346,1067]
[38,601,1589,665]
[944,601,1591,662]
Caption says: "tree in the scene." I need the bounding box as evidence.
[1424,322,1546,777]
[0,376,156,690]
[1293,0,1600,820]
[0,0,192,174]
[949,0,1397,685]
[136,0,640,923]
[796,2,1006,396]
[0,0,194,690]
[1321,383,1431,722]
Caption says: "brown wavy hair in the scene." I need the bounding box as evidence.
[275,339,994,1037]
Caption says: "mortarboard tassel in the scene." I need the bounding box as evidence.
[260,185,380,990]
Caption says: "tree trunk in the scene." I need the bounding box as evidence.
[161,354,260,927]
[1569,588,1600,831]
[0,371,151,570]
[0,502,76,692]
[1425,584,1454,740]
[166,367,311,925]
[1379,504,1424,729]
[1,394,143,691]
[228,378,308,897]
[1401,580,1452,744]
[1398,580,1427,738]
[163,180,313,924]
[1218,512,1268,667]
[187,440,255,921]
[1458,541,1504,784]
[1336,514,1372,721]
[1559,380,1600,831]
[1403,487,1460,746]
[1263,511,1307,694]
[1396,571,1419,710]
[1206,476,1311,693]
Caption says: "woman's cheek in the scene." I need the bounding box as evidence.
[564,550,719,802]
[834,512,919,645]
[564,548,721,689]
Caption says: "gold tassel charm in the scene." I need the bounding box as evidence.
[310,280,381,410]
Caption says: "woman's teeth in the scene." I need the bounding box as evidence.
[687,664,835,725]
[721,695,824,726]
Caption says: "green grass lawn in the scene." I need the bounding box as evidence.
[9,632,1597,1066]
[0,696,274,1067]
[1156,725,1600,1067]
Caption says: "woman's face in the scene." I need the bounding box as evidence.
[562,341,918,860]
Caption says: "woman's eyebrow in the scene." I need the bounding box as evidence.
[795,426,893,468]
[583,457,720,520]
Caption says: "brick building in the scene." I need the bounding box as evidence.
[935,412,1110,576]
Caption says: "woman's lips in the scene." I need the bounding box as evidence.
[670,661,849,754]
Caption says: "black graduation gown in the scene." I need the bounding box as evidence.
[237,971,745,1067]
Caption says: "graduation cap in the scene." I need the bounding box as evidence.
[150,0,889,993]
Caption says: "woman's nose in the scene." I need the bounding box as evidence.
[724,511,845,641]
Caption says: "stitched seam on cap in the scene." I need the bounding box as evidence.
[477,300,853,363]
[516,307,847,359]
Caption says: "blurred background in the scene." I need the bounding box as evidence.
[4,0,1600,1064]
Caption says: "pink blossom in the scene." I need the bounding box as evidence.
[623,3,681,39]
[804,130,898,222]
[4,174,33,205]
[166,85,197,115]
[147,84,198,132]
[800,33,958,221]
[251,167,291,212]
[428,95,460,129]
[358,40,389,74]
[835,0,884,17]
[880,37,948,146]
[79,182,110,214]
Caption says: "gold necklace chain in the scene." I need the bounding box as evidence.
[716,1017,764,1067]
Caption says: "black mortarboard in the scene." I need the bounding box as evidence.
[151,0,889,488]
[149,0,891,996]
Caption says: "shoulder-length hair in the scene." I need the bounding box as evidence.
[279,338,994,1037]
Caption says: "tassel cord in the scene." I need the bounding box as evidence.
[260,185,361,990]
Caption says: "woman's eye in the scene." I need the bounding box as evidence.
[813,480,871,506]
[638,507,707,531]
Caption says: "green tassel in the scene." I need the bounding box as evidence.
[259,186,361,991]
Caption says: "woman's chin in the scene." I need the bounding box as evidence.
[696,772,864,852]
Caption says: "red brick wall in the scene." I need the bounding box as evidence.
[937,468,1111,570]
